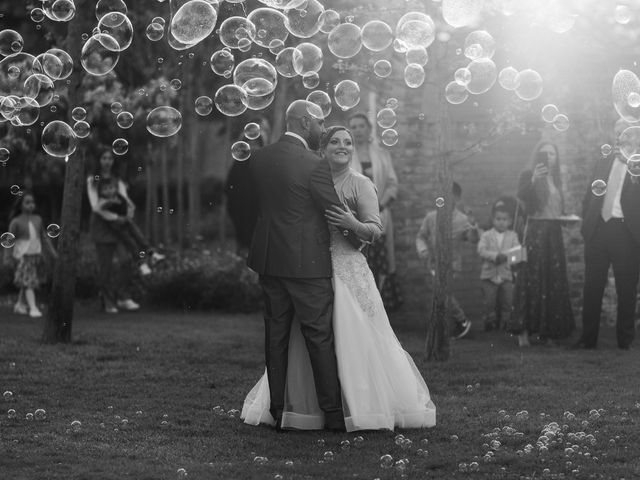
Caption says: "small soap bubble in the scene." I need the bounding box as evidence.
[435,197,445,208]
[26,412,34,421]
[46,224,61,238]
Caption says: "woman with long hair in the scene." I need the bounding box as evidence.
[513,141,575,345]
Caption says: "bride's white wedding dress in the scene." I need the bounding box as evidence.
[241,169,436,432]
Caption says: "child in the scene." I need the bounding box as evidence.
[477,200,521,331]
[3,192,58,318]
[416,182,480,339]
[96,178,163,274]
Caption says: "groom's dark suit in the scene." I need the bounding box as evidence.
[580,152,640,349]
[247,134,358,429]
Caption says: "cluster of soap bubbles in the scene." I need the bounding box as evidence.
[540,104,570,132]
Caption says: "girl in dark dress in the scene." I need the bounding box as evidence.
[513,141,575,346]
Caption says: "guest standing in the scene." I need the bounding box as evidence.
[86,147,140,314]
[3,192,58,318]
[348,113,402,311]
[514,141,575,346]
[575,120,640,350]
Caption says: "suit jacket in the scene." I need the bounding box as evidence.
[477,228,520,283]
[581,153,640,246]
[247,135,359,278]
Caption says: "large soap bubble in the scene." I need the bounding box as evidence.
[81,34,120,76]
[210,49,234,76]
[613,70,640,123]
[48,0,76,22]
[445,81,469,104]
[98,12,133,51]
[257,0,307,9]
[406,47,428,66]
[319,9,340,34]
[146,106,182,137]
[41,48,73,80]
[96,0,127,23]
[214,84,248,116]
[466,58,497,95]
[306,90,332,118]
[231,141,251,161]
[170,0,217,45]
[362,20,393,52]
[514,69,543,101]
[618,126,640,160]
[0,30,24,57]
[41,121,78,157]
[328,23,362,59]
[404,64,425,88]
[243,86,276,111]
[24,74,54,107]
[442,0,483,28]
[233,58,277,95]
[11,97,40,126]
[284,0,324,38]
[498,66,520,91]
[464,30,495,60]
[395,12,435,50]
[248,8,288,48]
[275,47,298,78]
[146,22,164,41]
[292,43,323,76]
[219,16,256,49]
[0,53,43,97]
[334,80,360,111]
[377,108,397,129]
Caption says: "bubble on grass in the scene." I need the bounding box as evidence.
[361,20,393,52]
[170,0,217,45]
[466,58,497,94]
[328,23,362,59]
[231,141,251,161]
[146,106,182,137]
[323,451,334,462]
[81,34,120,76]
[515,69,543,101]
[552,114,570,132]
[34,408,47,420]
[176,467,188,477]
[42,121,78,158]
[498,66,519,91]
[541,104,559,123]
[70,420,82,432]
[340,440,350,450]
[253,456,268,465]
[380,454,394,468]
[244,122,261,140]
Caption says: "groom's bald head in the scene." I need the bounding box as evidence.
[285,100,325,150]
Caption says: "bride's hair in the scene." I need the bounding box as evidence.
[320,125,353,152]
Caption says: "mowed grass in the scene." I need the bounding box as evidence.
[1,301,640,480]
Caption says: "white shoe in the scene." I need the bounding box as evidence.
[139,263,152,276]
[13,303,28,315]
[117,299,140,311]
[29,307,43,318]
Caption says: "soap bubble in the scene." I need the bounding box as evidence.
[170,0,217,45]
[454,67,471,86]
[7,408,16,419]
[334,80,360,110]
[41,48,73,80]
[110,101,123,114]
[395,12,435,50]
[116,111,134,129]
[601,144,612,156]
[247,8,288,48]
[591,179,607,197]
[146,106,182,137]
[112,138,129,155]
[362,20,393,52]
[231,141,251,162]
[629,92,640,108]
[614,5,632,25]
[98,12,133,52]
[146,22,164,41]
[323,451,334,462]
[406,47,428,66]
[319,9,340,33]
[214,84,248,116]
[9,96,40,127]
[73,121,91,138]
[442,0,483,28]
[464,30,495,59]
[1,232,16,248]
[404,64,425,88]
[306,90,332,118]
[445,81,468,104]
[0,30,24,57]
[170,79,182,91]
[234,58,277,95]
[152,16,165,27]
[374,60,392,78]
[95,0,127,23]
[613,70,640,123]
[42,121,78,157]
[292,43,323,76]
[285,0,324,38]
[541,104,559,123]
[328,23,362,59]
[244,122,261,140]
[386,98,399,110]
[0,53,44,98]
[219,16,256,49]
[81,34,120,76]
[194,96,213,116]
[210,49,235,77]
[498,66,519,91]
[10,185,21,195]
[377,108,397,128]
[275,47,297,78]
[381,129,399,146]
[70,420,82,432]
[552,114,570,132]
[242,82,275,111]
[618,126,640,160]
[466,58,497,94]
[302,72,320,89]
[30,8,46,23]
[46,224,61,238]
[380,454,394,468]
[71,107,86,122]
[515,69,543,101]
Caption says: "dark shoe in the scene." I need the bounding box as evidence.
[324,411,346,432]
[273,412,284,432]
[452,320,472,339]
[325,423,346,432]
[569,340,596,350]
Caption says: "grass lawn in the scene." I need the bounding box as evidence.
[1,301,640,480]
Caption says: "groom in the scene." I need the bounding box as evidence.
[247,100,360,431]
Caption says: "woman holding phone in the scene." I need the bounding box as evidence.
[512,141,575,346]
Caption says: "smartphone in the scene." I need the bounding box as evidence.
[535,151,549,169]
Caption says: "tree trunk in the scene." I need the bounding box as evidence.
[177,93,185,253]
[145,142,152,242]
[161,145,171,245]
[425,93,454,361]
[42,0,88,344]
[187,119,201,243]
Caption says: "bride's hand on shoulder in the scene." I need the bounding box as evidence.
[325,204,358,230]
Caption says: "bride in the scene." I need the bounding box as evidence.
[242,126,436,432]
